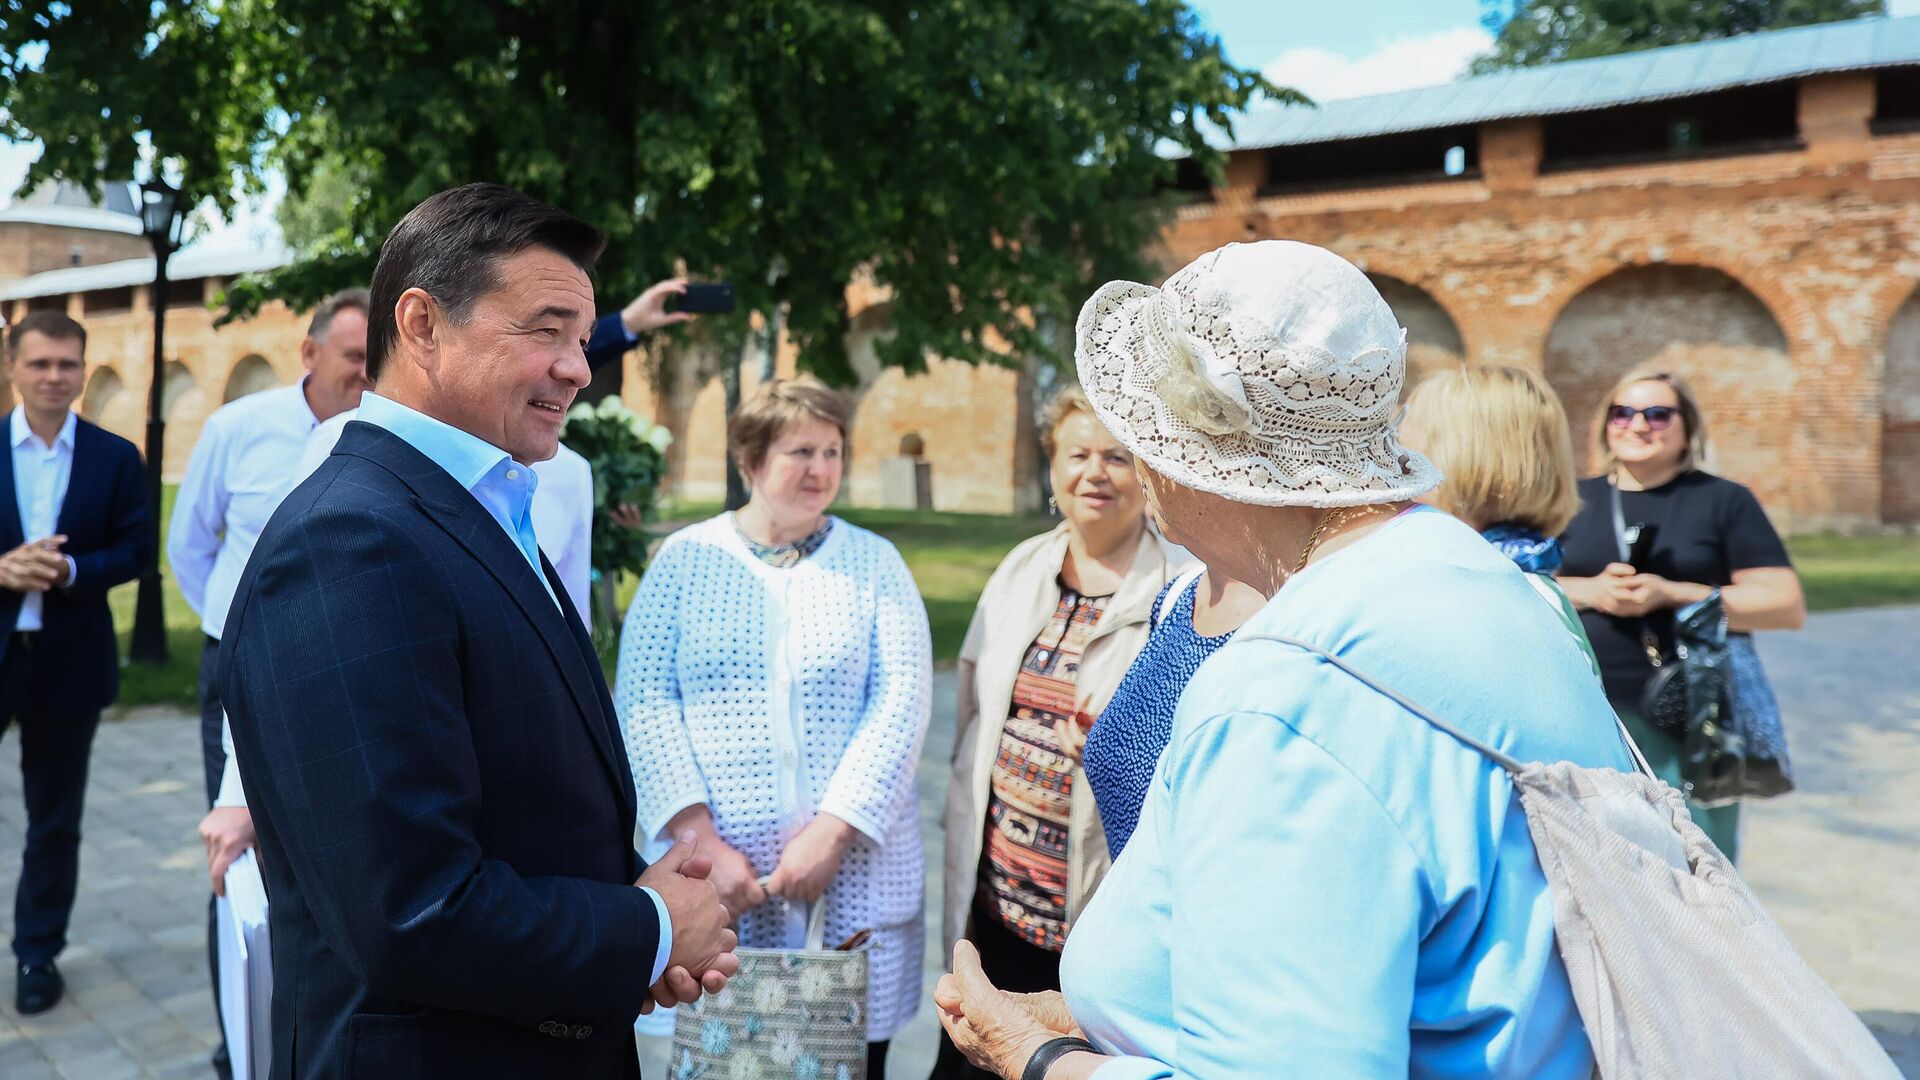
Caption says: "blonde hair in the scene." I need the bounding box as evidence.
[1038,385,1097,460]
[728,375,851,474]
[1403,365,1581,535]
[1594,367,1708,474]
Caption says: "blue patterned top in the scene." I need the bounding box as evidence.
[1083,572,1235,858]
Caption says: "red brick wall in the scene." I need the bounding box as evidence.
[1155,75,1920,531]
[1369,274,1466,384]
[1884,293,1920,524]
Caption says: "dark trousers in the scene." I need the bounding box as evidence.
[200,636,232,1076]
[930,903,1063,1080]
[0,633,104,966]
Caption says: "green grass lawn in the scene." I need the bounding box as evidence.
[107,485,206,712]
[108,485,1920,711]
[1788,533,1920,612]
[802,506,1055,662]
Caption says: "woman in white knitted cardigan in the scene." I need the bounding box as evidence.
[616,377,932,1074]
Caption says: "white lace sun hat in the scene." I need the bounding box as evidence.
[1074,240,1441,508]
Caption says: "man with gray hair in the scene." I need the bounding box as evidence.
[168,287,369,1080]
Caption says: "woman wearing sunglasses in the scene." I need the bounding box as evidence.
[1557,368,1805,860]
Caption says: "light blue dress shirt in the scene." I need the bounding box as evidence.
[294,407,596,618]
[10,407,79,632]
[1060,507,1629,1079]
[353,392,672,986]
[355,393,554,606]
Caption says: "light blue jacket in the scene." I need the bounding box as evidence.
[1060,507,1629,1078]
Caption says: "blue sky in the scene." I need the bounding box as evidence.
[1186,0,1920,102]
[1185,0,1487,70]
[1183,0,1495,103]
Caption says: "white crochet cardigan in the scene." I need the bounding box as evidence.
[615,513,932,1039]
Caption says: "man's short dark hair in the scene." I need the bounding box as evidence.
[6,310,86,360]
[366,183,606,380]
[307,287,371,343]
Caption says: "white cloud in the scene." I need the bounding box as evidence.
[1892,0,1920,17]
[1262,26,1495,103]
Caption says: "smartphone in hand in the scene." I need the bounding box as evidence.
[1625,523,1658,570]
[672,283,735,314]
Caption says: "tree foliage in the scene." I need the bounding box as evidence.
[4,1,1274,384]
[1474,0,1886,73]
[0,1,278,215]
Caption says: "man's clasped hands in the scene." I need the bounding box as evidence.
[635,829,744,1013]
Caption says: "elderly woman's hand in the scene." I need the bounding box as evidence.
[1053,715,1089,766]
[935,940,1082,1077]
[765,812,857,904]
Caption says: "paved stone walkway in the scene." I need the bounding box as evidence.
[0,707,220,1080]
[4,607,1917,1077]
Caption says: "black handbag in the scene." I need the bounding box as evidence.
[1608,483,1794,804]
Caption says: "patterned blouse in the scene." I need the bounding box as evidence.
[1083,572,1236,858]
[979,580,1109,952]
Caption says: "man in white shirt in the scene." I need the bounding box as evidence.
[169,288,368,1078]
[0,312,150,1015]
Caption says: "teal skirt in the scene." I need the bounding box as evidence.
[1616,703,1742,864]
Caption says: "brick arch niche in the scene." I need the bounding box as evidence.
[1883,289,1920,524]
[81,365,141,440]
[1544,265,1794,511]
[1366,274,1465,386]
[162,360,207,479]
[224,354,281,402]
[844,301,1025,512]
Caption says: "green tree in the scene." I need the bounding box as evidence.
[0,1,277,215]
[1474,0,1886,73]
[5,1,1277,507]
[8,1,1274,373]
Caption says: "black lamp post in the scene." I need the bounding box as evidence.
[129,179,185,664]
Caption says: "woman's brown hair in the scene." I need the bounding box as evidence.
[728,375,852,474]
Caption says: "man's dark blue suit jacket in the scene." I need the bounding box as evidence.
[587,312,633,373]
[218,421,660,1080]
[0,417,150,709]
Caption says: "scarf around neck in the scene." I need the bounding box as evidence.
[1481,522,1564,575]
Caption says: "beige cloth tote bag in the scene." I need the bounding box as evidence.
[1242,633,1900,1079]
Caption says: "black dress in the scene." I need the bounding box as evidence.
[1560,470,1791,705]
[1559,470,1792,860]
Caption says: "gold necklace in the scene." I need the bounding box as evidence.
[1292,504,1390,574]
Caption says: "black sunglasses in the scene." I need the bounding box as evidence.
[1607,404,1679,430]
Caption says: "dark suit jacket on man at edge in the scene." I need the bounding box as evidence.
[217,421,660,1079]
[0,418,149,698]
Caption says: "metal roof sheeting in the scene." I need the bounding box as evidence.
[0,204,143,235]
[1218,14,1920,151]
[0,243,292,301]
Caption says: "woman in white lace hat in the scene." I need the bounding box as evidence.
[934,241,1633,1080]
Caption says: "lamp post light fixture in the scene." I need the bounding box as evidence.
[128,179,185,664]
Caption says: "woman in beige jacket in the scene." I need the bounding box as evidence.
[931,388,1189,1080]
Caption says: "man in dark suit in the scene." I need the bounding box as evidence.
[0,311,151,1014]
[217,184,736,1079]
